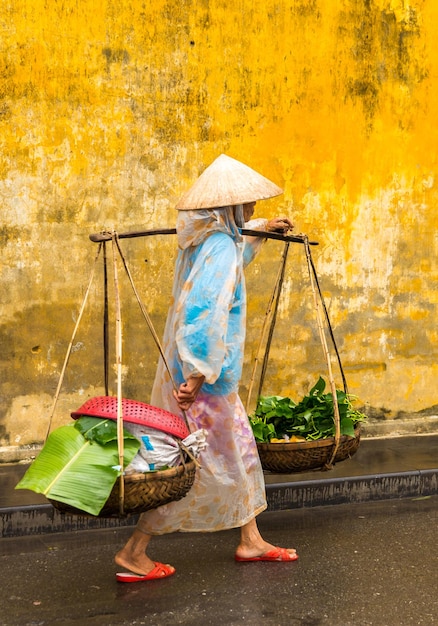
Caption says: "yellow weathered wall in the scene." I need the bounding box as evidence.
[1,0,438,457]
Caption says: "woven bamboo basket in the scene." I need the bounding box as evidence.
[257,425,361,473]
[49,396,198,518]
[50,458,197,518]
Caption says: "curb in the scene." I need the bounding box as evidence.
[266,468,437,510]
[2,468,437,539]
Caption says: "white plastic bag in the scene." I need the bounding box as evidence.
[124,424,208,473]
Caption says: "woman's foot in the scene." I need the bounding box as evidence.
[235,546,298,562]
[236,518,297,561]
[115,529,162,576]
[115,547,158,576]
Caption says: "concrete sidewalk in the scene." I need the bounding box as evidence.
[1,434,437,538]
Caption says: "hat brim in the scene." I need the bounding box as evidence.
[175,154,283,210]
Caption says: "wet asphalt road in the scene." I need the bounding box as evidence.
[1,496,437,626]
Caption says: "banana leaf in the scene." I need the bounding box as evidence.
[15,421,140,516]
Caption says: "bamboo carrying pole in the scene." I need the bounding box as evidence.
[89,227,318,246]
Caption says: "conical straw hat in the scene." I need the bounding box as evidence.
[175,154,283,210]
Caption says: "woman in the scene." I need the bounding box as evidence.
[115,154,297,582]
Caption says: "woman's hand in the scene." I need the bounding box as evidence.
[266,217,294,234]
[173,375,206,411]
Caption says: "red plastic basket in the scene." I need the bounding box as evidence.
[71,396,189,439]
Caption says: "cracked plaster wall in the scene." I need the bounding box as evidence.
[1,0,438,457]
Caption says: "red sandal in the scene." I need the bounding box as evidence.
[116,562,175,582]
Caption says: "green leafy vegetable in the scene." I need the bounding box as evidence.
[249,377,366,443]
[74,415,138,446]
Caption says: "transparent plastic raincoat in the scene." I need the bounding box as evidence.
[136,207,269,534]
